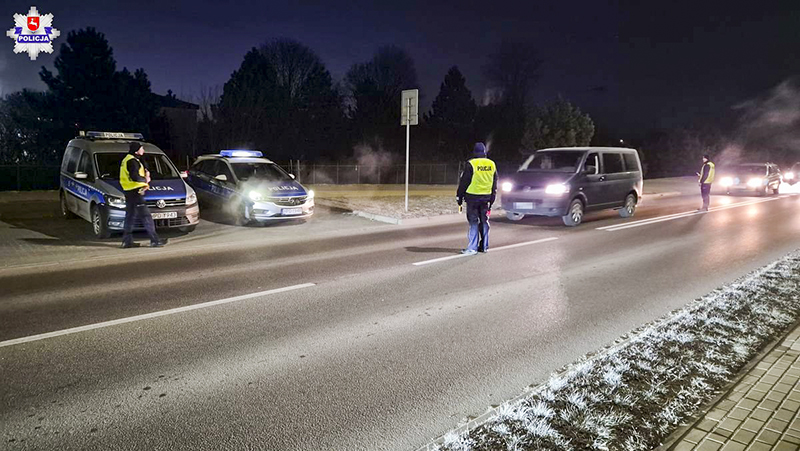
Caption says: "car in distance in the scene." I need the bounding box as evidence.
[500,147,643,226]
[717,163,781,196]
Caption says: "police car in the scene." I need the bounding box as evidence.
[59,131,200,238]
[187,150,314,224]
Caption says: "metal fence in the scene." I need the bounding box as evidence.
[289,163,465,185]
[0,165,61,191]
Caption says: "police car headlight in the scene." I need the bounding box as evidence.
[108,196,126,209]
[185,188,197,206]
[720,177,733,187]
[249,190,263,201]
[501,182,513,192]
[545,184,569,195]
[307,189,315,199]
[747,178,763,188]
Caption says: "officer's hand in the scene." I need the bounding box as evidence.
[456,196,463,206]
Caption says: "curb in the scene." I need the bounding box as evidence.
[656,316,800,451]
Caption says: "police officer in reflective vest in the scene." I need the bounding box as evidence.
[120,142,166,248]
[457,142,498,255]
[697,154,715,212]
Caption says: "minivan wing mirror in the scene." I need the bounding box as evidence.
[215,174,228,182]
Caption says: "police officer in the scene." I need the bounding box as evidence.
[456,142,497,255]
[697,154,715,211]
[120,142,167,248]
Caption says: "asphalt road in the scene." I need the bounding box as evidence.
[2,191,799,450]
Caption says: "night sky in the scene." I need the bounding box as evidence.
[1,0,798,138]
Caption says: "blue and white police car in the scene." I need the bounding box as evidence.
[59,131,200,238]
[187,150,314,224]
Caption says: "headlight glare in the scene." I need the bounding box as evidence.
[785,172,794,180]
[747,178,763,188]
[720,177,733,187]
[545,184,569,195]
[501,182,513,192]
[249,190,263,201]
[307,189,315,198]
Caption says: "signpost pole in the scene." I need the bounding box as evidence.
[405,99,410,212]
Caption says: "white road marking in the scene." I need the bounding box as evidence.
[0,283,316,348]
[600,197,785,232]
[412,237,558,266]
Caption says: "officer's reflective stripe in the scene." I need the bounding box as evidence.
[700,162,715,184]
[466,158,496,195]
[120,154,148,191]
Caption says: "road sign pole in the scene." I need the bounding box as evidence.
[405,99,410,212]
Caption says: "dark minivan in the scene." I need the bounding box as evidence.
[500,147,643,226]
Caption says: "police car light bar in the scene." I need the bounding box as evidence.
[79,131,145,140]
[220,150,263,158]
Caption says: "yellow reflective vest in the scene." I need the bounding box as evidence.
[120,154,148,191]
[466,158,497,195]
[700,162,715,184]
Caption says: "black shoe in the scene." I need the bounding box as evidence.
[478,248,487,253]
[120,242,140,249]
[150,239,168,248]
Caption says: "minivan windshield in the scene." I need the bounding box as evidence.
[96,153,181,180]
[519,151,584,172]
[230,162,293,182]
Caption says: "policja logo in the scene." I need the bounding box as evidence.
[6,6,60,60]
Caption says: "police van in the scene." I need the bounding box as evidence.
[187,150,314,224]
[59,131,200,238]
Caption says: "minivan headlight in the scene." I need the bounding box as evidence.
[185,188,197,205]
[545,184,569,195]
[107,195,126,209]
[501,182,513,192]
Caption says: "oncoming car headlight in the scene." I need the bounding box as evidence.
[720,177,733,187]
[501,182,513,192]
[185,188,197,205]
[107,195,126,209]
[249,190,263,201]
[747,178,763,188]
[545,184,569,195]
[785,172,795,180]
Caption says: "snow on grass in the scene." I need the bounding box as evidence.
[320,195,458,219]
[429,251,800,451]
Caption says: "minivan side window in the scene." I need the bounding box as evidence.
[76,151,94,180]
[602,153,625,174]
[623,153,639,172]
[584,153,599,175]
[65,147,81,173]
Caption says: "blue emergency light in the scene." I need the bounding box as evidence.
[220,150,263,158]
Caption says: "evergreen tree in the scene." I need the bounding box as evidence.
[424,66,477,161]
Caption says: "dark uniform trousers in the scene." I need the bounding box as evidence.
[465,198,490,251]
[700,184,711,210]
[122,190,159,245]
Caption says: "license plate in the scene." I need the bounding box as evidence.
[282,208,303,216]
[514,202,534,209]
[152,212,178,219]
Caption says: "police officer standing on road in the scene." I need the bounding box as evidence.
[457,142,498,255]
[120,142,167,248]
[697,154,715,211]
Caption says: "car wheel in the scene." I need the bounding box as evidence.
[562,199,584,227]
[91,205,111,239]
[60,191,76,219]
[179,225,196,233]
[619,194,637,218]
[506,212,525,221]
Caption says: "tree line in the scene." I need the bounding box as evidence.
[0,27,596,167]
